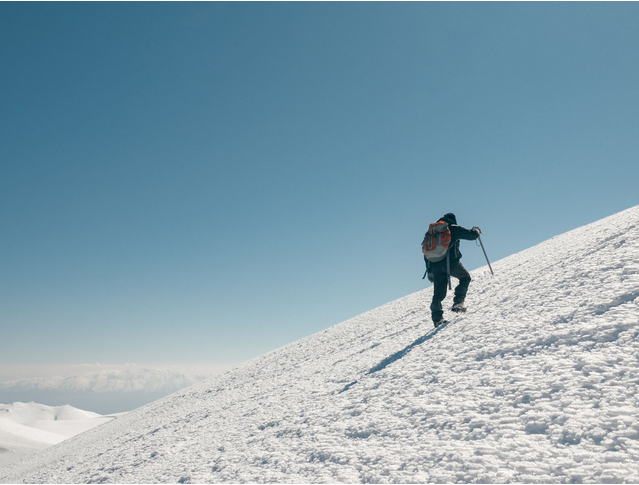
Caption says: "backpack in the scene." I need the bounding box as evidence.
[422,220,452,263]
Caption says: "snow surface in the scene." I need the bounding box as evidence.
[0,403,118,467]
[2,205,639,483]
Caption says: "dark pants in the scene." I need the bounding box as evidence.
[431,262,471,322]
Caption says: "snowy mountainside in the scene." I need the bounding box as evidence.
[1,205,639,483]
[0,403,118,467]
[0,402,100,425]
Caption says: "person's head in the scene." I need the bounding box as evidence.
[440,213,457,225]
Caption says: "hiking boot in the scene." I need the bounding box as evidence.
[451,302,467,313]
[433,318,448,328]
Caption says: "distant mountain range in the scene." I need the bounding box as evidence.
[0,366,200,394]
[0,366,210,414]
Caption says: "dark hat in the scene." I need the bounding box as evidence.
[440,213,457,225]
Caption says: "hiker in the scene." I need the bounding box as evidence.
[423,213,481,327]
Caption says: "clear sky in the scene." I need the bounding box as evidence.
[1,2,638,373]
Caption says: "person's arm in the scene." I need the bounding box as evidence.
[451,225,480,241]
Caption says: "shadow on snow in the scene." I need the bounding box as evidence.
[338,321,450,394]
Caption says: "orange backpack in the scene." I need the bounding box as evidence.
[422,220,452,263]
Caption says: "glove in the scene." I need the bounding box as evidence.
[472,226,482,235]
[427,272,434,283]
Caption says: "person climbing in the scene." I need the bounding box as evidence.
[422,213,481,327]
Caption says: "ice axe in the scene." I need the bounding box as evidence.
[474,227,494,276]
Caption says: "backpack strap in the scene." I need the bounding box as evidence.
[422,255,430,280]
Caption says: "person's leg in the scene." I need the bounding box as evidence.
[450,263,471,304]
[430,271,448,322]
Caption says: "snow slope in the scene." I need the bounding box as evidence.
[0,403,118,467]
[2,205,639,483]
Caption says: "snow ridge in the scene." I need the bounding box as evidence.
[0,403,116,467]
[1,205,639,483]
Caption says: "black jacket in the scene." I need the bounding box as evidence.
[428,224,479,272]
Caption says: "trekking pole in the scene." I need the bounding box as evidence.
[477,232,494,276]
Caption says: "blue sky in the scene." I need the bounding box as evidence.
[1,2,638,373]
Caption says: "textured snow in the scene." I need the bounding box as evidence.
[2,205,639,483]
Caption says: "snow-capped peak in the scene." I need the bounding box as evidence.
[0,402,118,467]
[0,402,101,425]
